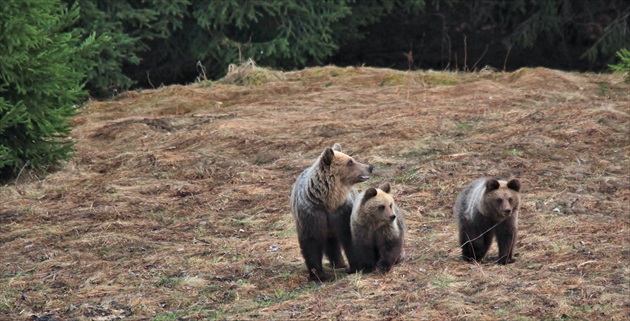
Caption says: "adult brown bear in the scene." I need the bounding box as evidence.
[290,144,373,281]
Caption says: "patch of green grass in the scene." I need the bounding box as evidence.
[559,313,582,320]
[550,93,573,102]
[100,246,114,258]
[152,312,181,321]
[142,209,177,225]
[401,147,441,159]
[493,308,510,317]
[306,67,357,80]
[381,73,407,86]
[209,257,224,265]
[454,121,475,131]
[278,271,293,280]
[423,73,459,86]
[229,214,255,226]
[0,289,16,311]
[393,169,420,184]
[208,309,228,320]
[430,273,455,288]
[152,307,209,321]
[157,276,183,288]
[596,81,611,96]
[256,283,319,307]
[506,148,523,156]
[576,305,592,313]
[275,229,296,237]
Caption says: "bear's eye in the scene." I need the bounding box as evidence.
[496,198,503,204]
[378,205,385,211]
[508,197,513,203]
[389,204,393,209]
[347,160,354,166]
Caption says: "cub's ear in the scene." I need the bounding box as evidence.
[332,143,342,152]
[485,178,500,191]
[378,182,391,194]
[320,147,335,167]
[507,179,521,192]
[362,187,378,203]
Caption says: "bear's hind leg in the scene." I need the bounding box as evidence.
[300,237,331,281]
[324,237,347,268]
[330,203,352,269]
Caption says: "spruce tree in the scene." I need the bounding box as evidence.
[70,0,188,97]
[0,0,99,181]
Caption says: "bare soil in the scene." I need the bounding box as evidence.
[1,66,629,321]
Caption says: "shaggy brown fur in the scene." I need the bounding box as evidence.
[290,143,373,281]
[348,182,405,273]
[454,178,521,264]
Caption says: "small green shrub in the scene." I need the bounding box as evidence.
[609,49,630,82]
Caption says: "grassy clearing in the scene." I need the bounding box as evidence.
[0,66,628,320]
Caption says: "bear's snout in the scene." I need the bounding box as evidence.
[389,214,396,221]
[368,164,374,173]
[504,209,512,216]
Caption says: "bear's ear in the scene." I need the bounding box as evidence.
[332,143,342,152]
[320,147,335,168]
[362,187,378,203]
[378,182,391,194]
[485,178,500,192]
[507,179,521,192]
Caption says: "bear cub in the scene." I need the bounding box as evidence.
[454,177,521,264]
[290,143,373,281]
[348,182,405,273]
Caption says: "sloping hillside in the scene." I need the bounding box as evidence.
[1,66,628,320]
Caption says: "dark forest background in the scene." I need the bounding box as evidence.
[70,0,629,98]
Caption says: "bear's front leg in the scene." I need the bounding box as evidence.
[376,238,402,272]
[347,234,376,274]
[460,228,493,263]
[496,218,517,265]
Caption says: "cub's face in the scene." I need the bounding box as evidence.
[320,145,373,185]
[358,183,397,226]
[482,178,521,221]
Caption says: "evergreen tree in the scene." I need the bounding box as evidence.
[0,0,99,181]
[71,0,189,97]
[128,0,354,85]
[129,0,428,86]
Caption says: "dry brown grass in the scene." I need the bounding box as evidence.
[1,66,629,320]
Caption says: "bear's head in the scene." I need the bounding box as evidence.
[480,178,521,221]
[319,143,373,185]
[357,182,398,227]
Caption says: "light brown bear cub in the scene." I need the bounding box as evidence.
[348,182,405,273]
[290,143,373,281]
[454,177,521,264]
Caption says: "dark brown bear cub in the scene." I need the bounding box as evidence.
[290,143,373,281]
[348,182,405,273]
[454,177,521,264]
